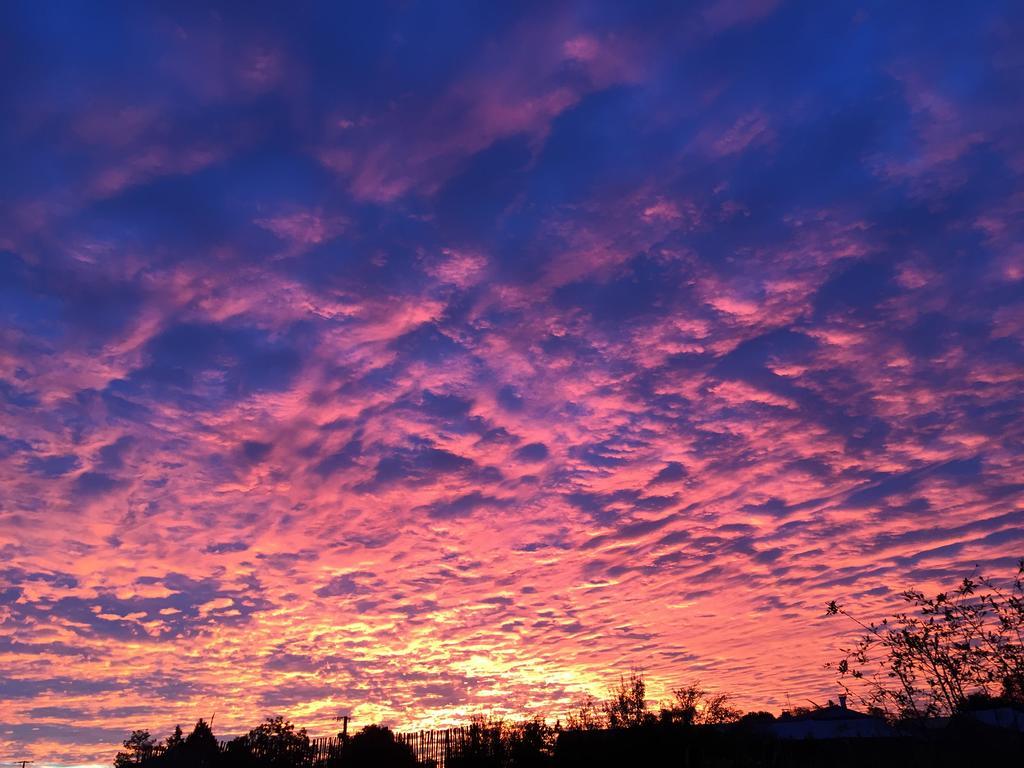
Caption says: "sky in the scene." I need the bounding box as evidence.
[1,0,1023,764]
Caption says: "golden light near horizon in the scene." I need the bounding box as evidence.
[2,1,1023,766]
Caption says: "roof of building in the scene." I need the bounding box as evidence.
[783,704,878,722]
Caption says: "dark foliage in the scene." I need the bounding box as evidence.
[224,716,311,768]
[338,724,415,768]
[115,720,219,768]
[115,709,1024,768]
[601,671,653,729]
[828,560,1024,719]
[554,721,1023,768]
[659,681,741,726]
[114,729,158,768]
[186,719,220,767]
[444,717,555,768]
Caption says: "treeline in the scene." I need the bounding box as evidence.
[114,562,1024,767]
[114,703,1024,768]
[114,675,751,768]
[113,670,1024,768]
[115,717,417,768]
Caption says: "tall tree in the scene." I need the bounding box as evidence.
[603,670,652,729]
[230,716,310,768]
[114,730,158,768]
[162,726,185,767]
[661,682,740,725]
[183,719,220,767]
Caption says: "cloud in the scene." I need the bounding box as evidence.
[513,442,550,463]
[25,454,81,477]
[1,2,1023,765]
[417,491,508,520]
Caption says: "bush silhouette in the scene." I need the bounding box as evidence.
[183,720,220,767]
[339,724,416,768]
[224,716,311,768]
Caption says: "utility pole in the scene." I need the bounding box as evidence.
[13,761,35,768]
[335,714,350,740]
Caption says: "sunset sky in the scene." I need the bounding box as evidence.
[2,1,1023,765]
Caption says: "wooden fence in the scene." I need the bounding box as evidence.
[308,735,345,764]
[397,726,497,767]
[230,726,487,767]
[397,729,450,767]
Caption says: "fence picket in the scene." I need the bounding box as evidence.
[216,725,497,767]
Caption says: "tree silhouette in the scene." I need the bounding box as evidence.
[443,716,554,768]
[340,724,416,768]
[162,726,185,767]
[828,560,1024,719]
[225,716,310,768]
[661,682,740,726]
[736,710,776,726]
[505,719,554,768]
[183,719,220,767]
[165,725,184,750]
[114,730,158,768]
[564,694,603,731]
[602,670,653,729]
